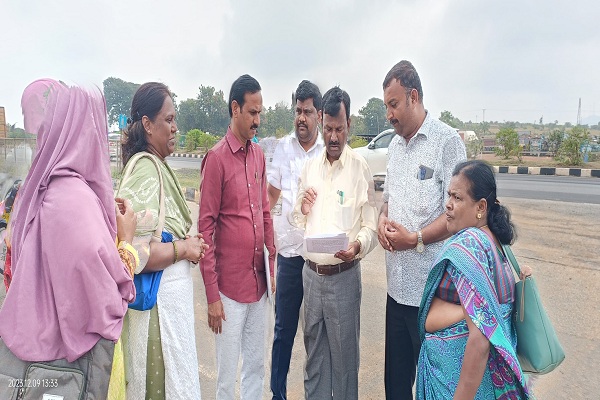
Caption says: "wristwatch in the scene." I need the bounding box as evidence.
[416,230,425,253]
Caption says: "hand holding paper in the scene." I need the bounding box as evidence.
[305,233,349,254]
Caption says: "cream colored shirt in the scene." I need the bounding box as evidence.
[292,146,378,265]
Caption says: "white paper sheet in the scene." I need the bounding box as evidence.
[304,233,349,254]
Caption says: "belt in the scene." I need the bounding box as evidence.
[307,259,359,276]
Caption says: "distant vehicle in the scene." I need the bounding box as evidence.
[353,128,395,190]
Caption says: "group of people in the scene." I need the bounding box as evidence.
[0,59,533,400]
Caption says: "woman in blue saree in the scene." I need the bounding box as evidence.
[416,160,531,399]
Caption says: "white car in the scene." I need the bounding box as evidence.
[353,129,395,190]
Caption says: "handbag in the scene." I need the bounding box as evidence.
[502,244,565,374]
[0,337,114,400]
[118,152,168,311]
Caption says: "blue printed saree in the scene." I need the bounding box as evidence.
[416,228,530,399]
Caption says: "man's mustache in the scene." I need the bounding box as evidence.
[251,124,259,130]
[328,141,340,146]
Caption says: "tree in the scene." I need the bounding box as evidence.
[196,130,219,151]
[556,126,589,165]
[547,129,565,156]
[359,98,389,136]
[349,114,367,137]
[185,129,200,151]
[103,77,140,127]
[465,135,483,160]
[184,128,218,152]
[6,123,34,138]
[439,110,463,129]
[475,121,490,137]
[177,99,203,136]
[177,85,229,136]
[260,102,292,138]
[495,128,520,159]
[196,85,229,135]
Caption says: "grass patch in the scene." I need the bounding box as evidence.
[111,166,200,190]
[173,168,201,189]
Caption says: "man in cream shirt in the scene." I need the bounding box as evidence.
[292,86,378,400]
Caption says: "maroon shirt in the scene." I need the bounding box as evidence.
[198,128,275,304]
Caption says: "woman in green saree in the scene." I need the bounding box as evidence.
[119,82,207,400]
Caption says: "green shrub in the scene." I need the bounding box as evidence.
[349,136,368,148]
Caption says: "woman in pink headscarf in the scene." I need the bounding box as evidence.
[0,79,137,399]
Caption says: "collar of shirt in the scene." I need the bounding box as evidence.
[407,110,432,145]
[225,126,253,153]
[319,143,349,168]
[289,130,325,154]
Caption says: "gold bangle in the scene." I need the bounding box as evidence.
[118,240,140,266]
[172,241,178,264]
[118,240,139,277]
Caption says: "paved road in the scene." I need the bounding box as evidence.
[166,155,203,169]
[497,174,600,204]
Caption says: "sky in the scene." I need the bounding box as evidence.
[2,0,600,129]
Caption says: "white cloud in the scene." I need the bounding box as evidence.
[1,0,598,128]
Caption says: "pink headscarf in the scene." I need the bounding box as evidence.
[0,79,135,362]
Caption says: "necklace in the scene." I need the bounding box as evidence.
[478,224,488,230]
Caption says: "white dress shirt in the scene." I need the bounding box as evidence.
[292,146,378,265]
[267,131,324,257]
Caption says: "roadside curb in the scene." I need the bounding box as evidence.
[172,153,204,158]
[494,166,600,178]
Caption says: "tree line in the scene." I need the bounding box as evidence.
[102,77,391,144]
[101,78,596,165]
[439,110,596,165]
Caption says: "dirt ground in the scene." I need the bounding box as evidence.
[190,195,600,399]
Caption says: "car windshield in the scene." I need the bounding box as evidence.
[374,133,393,149]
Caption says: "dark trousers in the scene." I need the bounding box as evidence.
[270,254,305,400]
[385,295,421,400]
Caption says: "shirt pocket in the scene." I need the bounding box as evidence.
[333,196,355,232]
[416,178,439,217]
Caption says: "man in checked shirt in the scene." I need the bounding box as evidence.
[378,60,466,400]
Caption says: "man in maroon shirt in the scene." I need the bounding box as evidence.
[198,74,276,400]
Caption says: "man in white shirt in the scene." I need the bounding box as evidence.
[267,80,324,400]
[293,86,378,400]
[378,60,467,399]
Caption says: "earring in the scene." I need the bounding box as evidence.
[477,213,482,220]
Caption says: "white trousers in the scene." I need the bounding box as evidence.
[215,292,267,400]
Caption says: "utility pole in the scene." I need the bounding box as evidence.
[577,98,581,126]
[482,109,486,123]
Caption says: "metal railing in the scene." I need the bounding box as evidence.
[0,138,37,164]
